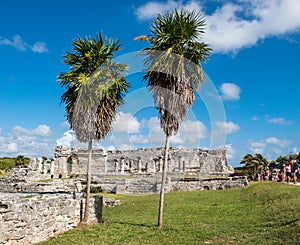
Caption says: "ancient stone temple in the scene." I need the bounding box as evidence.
[22,146,248,195]
[50,146,232,178]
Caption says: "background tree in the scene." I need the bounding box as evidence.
[15,155,30,168]
[57,33,128,224]
[136,9,211,228]
[240,153,269,176]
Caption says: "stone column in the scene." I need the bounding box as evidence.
[38,158,43,173]
[50,160,55,177]
[120,157,125,175]
[129,160,133,173]
[137,157,142,173]
[167,157,171,173]
[146,160,156,173]
[178,156,182,172]
[153,159,158,172]
[103,153,107,174]
[158,157,163,172]
[42,158,47,175]
[114,160,119,174]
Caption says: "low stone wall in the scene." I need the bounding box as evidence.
[0,178,83,194]
[89,174,248,194]
[170,176,248,191]
[0,193,102,245]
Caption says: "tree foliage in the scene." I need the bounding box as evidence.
[240,153,269,175]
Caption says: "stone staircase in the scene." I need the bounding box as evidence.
[116,179,158,194]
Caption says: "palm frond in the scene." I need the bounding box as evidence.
[57,33,129,143]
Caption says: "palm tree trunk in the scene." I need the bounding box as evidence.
[158,134,170,228]
[82,140,92,224]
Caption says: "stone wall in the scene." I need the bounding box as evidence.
[89,174,248,194]
[47,146,232,178]
[170,176,248,191]
[0,193,102,245]
[0,168,82,193]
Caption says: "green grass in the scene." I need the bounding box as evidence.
[39,182,300,245]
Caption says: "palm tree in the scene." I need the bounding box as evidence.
[57,33,128,224]
[241,153,268,175]
[254,153,269,171]
[136,9,211,228]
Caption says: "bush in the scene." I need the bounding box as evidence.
[0,158,16,171]
[81,186,102,193]
[0,155,30,171]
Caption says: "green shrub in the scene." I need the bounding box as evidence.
[0,155,30,171]
[0,158,16,171]
[81,186,102,193]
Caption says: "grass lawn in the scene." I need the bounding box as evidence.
[39,182,300,245]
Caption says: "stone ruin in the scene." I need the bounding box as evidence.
[40,146,232,178]
[27,146,246,194]
[0,146,248,244]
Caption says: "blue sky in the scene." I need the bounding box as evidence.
[0,0,300,167]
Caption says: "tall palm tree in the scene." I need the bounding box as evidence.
[136,9,211,228]
[57,33,128,224]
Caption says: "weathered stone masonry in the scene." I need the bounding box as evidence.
[0,193,102,245]
[46,146,246,194]
[48,146,232,178]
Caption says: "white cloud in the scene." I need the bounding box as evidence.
[119,144,134,151]
[109,115,207,149]
[219,83,241,101]
[0,35,26,51]
[135,0,300,53]
[147,117,207,146]
[266,117,293,125]
[214,121,240,135]
[248,136,291,155]
[180,120,207,144]
[31,42,48,53]
[56,130,75,147]
[135,0,181,20]
[225,144,235,159]
[60,121,70,128]
[0,35,48,53]
[270,147,283,155]
[6,143,18,153]
[112,112,141,133]
[265,137,290,148]
[106,145,116,151]
[147,117,165,145]
[32,125,51,136]
[12,124,51,137]
[249,141,266,154]
[252,116,260,121]
[129,135,150,144]
[0,125,55,157]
